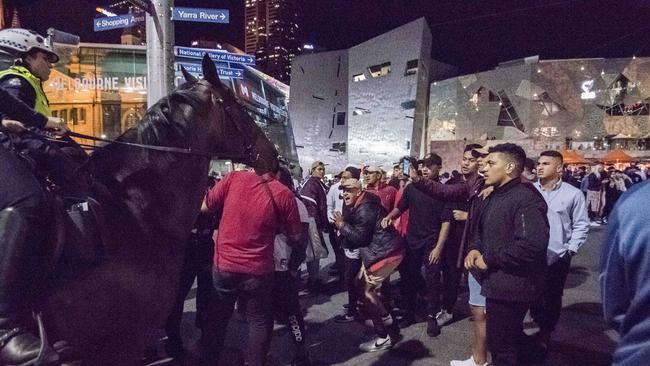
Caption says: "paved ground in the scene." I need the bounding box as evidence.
[155,225,617,366]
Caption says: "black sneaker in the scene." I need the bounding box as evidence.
[398,315,415,329]
[426,315,441,337]
[334,312,358,323]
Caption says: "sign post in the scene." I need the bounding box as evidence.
[146,0,174,107]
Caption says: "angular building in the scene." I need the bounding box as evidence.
[244,0,300,83]
[289,18,456,174]
[428,56,650,163]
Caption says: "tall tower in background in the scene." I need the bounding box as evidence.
[0,0,5,29]
[244,0,300,83]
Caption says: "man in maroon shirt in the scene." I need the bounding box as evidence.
[200,170,302,366]
[364,165,398,212]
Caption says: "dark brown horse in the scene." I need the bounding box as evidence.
[42,54,279,364]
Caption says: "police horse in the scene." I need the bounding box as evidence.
[36,54,279,365]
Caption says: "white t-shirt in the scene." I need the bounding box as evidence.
[274,197,310,271]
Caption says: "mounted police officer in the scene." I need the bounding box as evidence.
[0,28,72,365]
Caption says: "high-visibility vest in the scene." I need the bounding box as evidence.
[0,65,51,117]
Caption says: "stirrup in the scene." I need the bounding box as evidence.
[33,312,59,366]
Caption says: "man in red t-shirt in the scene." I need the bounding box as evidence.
[200,170,302,366]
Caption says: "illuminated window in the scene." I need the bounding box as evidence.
[368,62,391,78]
[353,73,367,82]
[496,90,524,132]
[352,107,371,116]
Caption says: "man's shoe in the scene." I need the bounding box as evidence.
[334,312,359,323]
[359,336,393,352]
[426,315,441,337]
[436,309,453,326]
[398,315,415,329]
[589,221,601,227]
[450,356,489,366]
[0,327,59,366]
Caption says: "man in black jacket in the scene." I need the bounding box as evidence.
[465,143,549,366]
[334,179,405,353]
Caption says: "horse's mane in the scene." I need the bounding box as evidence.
[130,81,207,147]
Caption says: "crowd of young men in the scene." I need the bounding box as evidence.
[167,142,591,366]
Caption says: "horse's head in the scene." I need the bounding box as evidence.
[178,54,280,174]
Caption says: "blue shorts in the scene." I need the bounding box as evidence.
[468,272,486,307]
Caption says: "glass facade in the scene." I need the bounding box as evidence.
[44,43,299,167]
[428,57,650,161]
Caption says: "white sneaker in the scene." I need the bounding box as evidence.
[436,309,453,326]
[364,314,393,327]
[359,335,393,352]
[450,356,488,366]
[589,221,601,227]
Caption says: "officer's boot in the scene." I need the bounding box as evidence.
[0,208,58,366]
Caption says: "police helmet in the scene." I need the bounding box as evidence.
[0,28,59,63]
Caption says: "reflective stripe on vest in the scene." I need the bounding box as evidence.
[0,66,51,117]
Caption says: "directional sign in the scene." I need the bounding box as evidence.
[171,7,229,24]
[176,62,244,79]
[94,13,143,32]
[174,46,255,65]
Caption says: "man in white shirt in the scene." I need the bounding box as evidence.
[532,150,589,350]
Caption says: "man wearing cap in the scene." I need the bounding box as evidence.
[334,179,405,352]
[300,161,330,293]
[381,153,448,335]
[363,165,397,212]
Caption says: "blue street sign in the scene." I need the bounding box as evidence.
[94,13,142,32]
[174,46,255,65]
[171,7,229,24]
[176,63,244,79]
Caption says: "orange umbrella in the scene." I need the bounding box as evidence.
[602,149,633,163]
[560,149,590,164]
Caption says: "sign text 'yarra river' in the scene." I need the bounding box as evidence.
[171,7,229,24]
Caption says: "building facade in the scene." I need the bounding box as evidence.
[289,18,456,173]
[428,56,650,164]
[39,42,299,168]
[244,0,300,83]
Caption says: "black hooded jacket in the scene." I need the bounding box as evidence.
[339,192,405,268]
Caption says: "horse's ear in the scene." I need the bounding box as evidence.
[180,65,198,83]
[201,53,221,88]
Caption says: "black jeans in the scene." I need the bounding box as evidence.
[164,231,214,346]
[530,254,572,333]
[272,271,308,358]
[398,246,427,315]
[400,245,454,317]
[440,241,462,313]
[486,298,530,366]
[344,256,362,314]
[203,269,273,366]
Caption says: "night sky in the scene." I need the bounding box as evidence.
[10,0,650,73]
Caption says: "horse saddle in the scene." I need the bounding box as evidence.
[45,195,109,277]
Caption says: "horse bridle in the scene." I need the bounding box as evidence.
[51,79,260,164]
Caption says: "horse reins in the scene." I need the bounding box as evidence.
[64,131,213,158]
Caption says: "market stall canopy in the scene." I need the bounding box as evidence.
[602,149,633,163]
[611,133,640,139]
[560,149,590,164]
